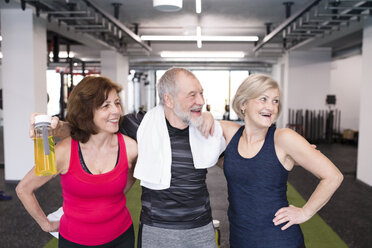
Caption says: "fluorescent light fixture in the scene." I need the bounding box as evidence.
[0,36,2,42]
[196,26,202,48]
[141,35,259,42]
[202,36,259,42]
[196,0,201,14]
[160,51,245,58]
[141,35,196,41]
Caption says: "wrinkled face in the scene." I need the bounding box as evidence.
[243,88,279,128]
[93,89,122,133]
[173,74,205,127]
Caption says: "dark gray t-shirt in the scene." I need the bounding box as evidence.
[121,112,212,229]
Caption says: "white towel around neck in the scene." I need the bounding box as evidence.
[133,105,226,190]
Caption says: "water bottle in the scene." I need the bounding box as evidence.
[34,115,57,176]
[213,219,221,248]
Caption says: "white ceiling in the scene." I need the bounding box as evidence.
[111,0,309,36]
[83,0,310,61]
[0,0,368,70]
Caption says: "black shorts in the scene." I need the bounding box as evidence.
[59,224,135,248]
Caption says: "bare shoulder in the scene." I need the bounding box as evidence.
[274,127,317,162]
[275,127,305,146]
[123,134,137,148]
[122,134,138,164]
[219,120,242,144]
[275,128,341,182]
[219,120,241,129]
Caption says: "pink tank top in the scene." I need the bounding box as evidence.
[59,133,132,245]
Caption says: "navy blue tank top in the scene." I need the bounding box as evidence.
[223,125,304,248]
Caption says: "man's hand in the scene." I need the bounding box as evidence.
[199,112,215,138]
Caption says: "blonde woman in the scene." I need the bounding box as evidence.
[219,74,343,247]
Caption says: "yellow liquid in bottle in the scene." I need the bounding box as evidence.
[215,229,220,248]
[34,136,57,176]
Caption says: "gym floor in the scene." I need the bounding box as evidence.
[0,128,371,247]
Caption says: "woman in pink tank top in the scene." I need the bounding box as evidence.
[17,76,138,248]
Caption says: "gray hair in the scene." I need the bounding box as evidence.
[157,67,197,105]
[232,74,281,119]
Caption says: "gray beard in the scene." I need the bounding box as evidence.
[174,101,203,127]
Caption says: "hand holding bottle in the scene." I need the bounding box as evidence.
[34,115,57,176]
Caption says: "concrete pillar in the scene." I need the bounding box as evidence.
[100,51,129,114]
[357,17,372,186]
[1,9,47,181]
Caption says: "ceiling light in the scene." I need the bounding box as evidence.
[141,35,259,42]
[196,26,202,48]
[141,35,197,41]
[160,51,245,58]
[202,36,259,42]
[153,0,182,12]
[196,0,202,14]
[48,51,75,58]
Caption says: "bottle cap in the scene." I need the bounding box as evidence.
[34,115,51,125]
[213,219,220,228]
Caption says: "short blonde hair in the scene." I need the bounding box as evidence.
[232,74,281,119]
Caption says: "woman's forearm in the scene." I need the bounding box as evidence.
[16,168,57,232]
[16,184,51,231]
[302,172,343,218]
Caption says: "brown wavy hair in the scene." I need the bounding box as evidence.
[66,76,123,143]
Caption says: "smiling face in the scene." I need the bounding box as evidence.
[243,87,280,128]
[93,89,123,134]
[173,73,205,127]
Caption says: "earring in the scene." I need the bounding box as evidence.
[241,109,245,115]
